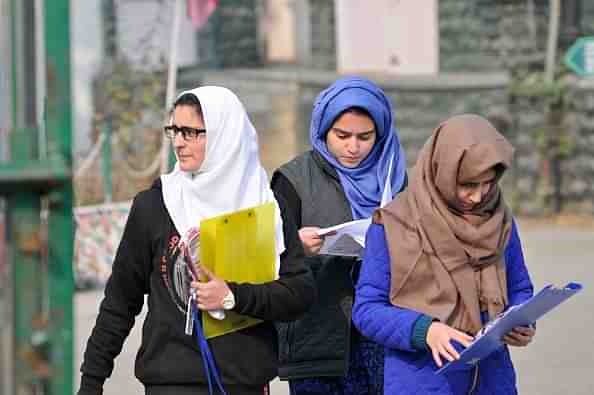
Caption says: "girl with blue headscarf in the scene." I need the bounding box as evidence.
[271,77,407,394]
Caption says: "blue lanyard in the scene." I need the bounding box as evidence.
[191,301,228,395]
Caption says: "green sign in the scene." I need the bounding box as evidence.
[564,36,594,77]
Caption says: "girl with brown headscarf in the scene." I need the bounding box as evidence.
[352,114,535,395]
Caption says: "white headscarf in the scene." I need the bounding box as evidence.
[161,86,286,267]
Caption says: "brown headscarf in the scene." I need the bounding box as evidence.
[375,114,514,334]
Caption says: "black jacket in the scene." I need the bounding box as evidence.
[272,151,407,380]
[78,179,315,394]
[272,151,363,379]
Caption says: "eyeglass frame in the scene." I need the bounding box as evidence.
[163,125,206,141]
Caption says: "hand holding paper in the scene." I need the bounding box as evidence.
[436,282,582,374]
[314,154,395,257]
[299,227,325,256]
[316,218,371,257]
[426,322,473,368]
[502,325,535,347]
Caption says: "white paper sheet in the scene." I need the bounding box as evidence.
[315,154,395,257]
[317,218,371,257]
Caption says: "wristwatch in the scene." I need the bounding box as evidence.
[222,290,236,310]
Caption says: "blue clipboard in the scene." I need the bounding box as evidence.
[436,282,583,375]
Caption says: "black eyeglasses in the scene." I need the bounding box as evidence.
[163,125,206,141]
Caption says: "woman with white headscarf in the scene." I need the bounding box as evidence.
[78,86,315,395]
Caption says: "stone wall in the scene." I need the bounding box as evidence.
[178,68,509,176]
[439,0,549,72]
[509,95,548,215]
[308,0,337,70]
[505,78,594,216]
[187,0,594,73]
[188,0,594,72]
[563,78,594,213]
[301,0,548,72]
[438,0,594,214]
[439,0,594,73]
[179,66,594,215]
[195,0,261,68]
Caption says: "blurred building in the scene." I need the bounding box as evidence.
[177,0,594,215]
[178,1,591,73]
[66,0,594,291]
[89,0,593,82]
[73,0,594,214]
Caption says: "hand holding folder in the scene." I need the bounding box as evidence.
[198,202,276,339]
[436,282,583,375]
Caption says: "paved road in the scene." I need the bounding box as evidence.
[75,221,594,394]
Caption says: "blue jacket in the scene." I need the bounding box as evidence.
[353,221,533,395]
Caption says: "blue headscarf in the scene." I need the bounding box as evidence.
[310,77,407,220]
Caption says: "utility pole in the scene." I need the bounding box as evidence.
[101,0,118,59]
[545,0,561,84]
[544,0,563,213]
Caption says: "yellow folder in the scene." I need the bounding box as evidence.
[199,202,276,339]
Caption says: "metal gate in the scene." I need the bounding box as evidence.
[0,1,74,394]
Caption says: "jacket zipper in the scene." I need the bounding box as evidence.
[468,362,479,394]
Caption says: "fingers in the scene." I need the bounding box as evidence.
[192,287,218,310]
[426,322,472,369]
[299,228,322,242]
[432,348,443,368]
[502,335,522,347]
[190,275,230,311]
[191,281,209,302]
[432,342,458,368]
[191,280,210,289]
[508,332,531,344]
[509,326,535,341]
[451,330,474,348]
[300,226,322,233]
[299,227,324,256]
[503,326,535,347]
[513,326,536,336]
[299,227,322,241]
[303,240,322,256]
[441,341,460,361]
[503,334,526,347]
[438,329,472,363]
[191,279,218,295]
[308,238,323,248]
[197,264,215,281]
